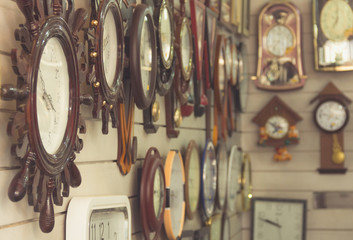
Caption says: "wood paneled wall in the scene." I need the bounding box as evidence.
[0,0,243,239]
[241,0,353,239]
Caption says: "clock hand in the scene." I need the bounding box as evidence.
[39,70,56,112]
[259,217,282,228]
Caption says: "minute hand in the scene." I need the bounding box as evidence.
[259,217,282,228]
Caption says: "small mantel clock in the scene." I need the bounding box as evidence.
[255,1,307,90]
[252,96,302,161]
[311,82,351,174]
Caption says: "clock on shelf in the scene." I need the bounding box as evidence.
[0,0,89,233]
[310,82,351,174]
[184,140,201,219]
[255,1,307,90]
[252,96,302,161]
[140,147,166,240]
[86,0,125,134]
[66,195,131,240]
[313,0,353,71]
[164,149,186,239]
[251,197,307,240]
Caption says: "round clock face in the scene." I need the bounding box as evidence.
[265,115,290,139]
[202,141,217,219]
[315,100,348,132]
[320,0,353,41]
[180,19,193,80]
[153,167,165,218]
[159,3,173,67]
[37,37,69,155]
[227,146,241,212]
[140,17,153,98]
[225,39,232,81]
[218,45,226,102]
[241,153,252,211]
[216,142,228,209]
[185,141,201,217]
[266,24,294,57]
[102,8,119,88]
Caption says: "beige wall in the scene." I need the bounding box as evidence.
[241,0,353,239]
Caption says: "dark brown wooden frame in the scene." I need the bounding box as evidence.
[140,147,166,240]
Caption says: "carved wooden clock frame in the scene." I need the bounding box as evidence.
[0,0,89,233]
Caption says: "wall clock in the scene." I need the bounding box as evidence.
[0,0,89,233]
[205,8,218,88]
[66,195,131,240]
[227,145,242,212]
[184,140,201,219]
[130,4,157,110]
[311,82,351,173]
[240,152,252,212]
[252,96,302,161]
[251,197,307,240]
[313,0,353,71]
[235,42,249,112]
[86,0,125,134]
[215,140,228,210]
[164,149,186,240]
[200,140,217,221]
[212,35,228,145]
[140,147,166,240]
[190,0,208,117]
[255,1,307,90]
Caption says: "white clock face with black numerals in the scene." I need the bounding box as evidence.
[140,16,153,98]
[36,37,69,155]
[252,198,306,240]
[315,100,348,132]
[266,24,294,57]
[153,167,165,218]
[265,115,289,139]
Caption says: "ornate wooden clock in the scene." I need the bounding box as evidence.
[0,0,89,233]
[311,82,351,174]
[252,96,302,161]
[86,0,125,134]
[255,1,307,90]
[313,0,353,71]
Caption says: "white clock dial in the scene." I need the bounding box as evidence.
[253,198,306,240]
[160,5,172,64]
[315,100,347,132]
[320,0,353,41]
[102,8,118,88]
[140,16,152,97]
[37,37,69,155]
[216,143,228,208]
[180,20,192,78]
[265,115,289,139]
[169,152,185,235]
[231,44,238,85]
[218,47,226,101]
[225,39,232,81]
[202,142,217,218]
[227,146,241,212]
[188,147,200,212]
[266,25,294,57]
[153,167,164,218]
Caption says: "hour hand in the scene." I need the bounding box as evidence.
[259,217,282,228]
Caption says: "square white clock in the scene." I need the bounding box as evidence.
[66,195,131,240]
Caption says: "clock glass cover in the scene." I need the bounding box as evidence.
[141,18,153,98]
[159,2,173,67]
[251,198,307,240]
[265,115,290,139]
[37,37,69,154]
[266,25,294,57]
[315,100,348,132]
[180,18,193,80]
[230,42,239,86]
[227,146,242,212]
[201,141,217,220]
[216,141,228,209]
[153,167,165,217]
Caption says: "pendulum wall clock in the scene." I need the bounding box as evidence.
[313,0,353,71]
[0,0,89,232]
[86,0,125,135]
[311,82,351,174]
[255,1,307,90]
[143,0,176,133]
[252,96,302,161]
[140,147,166,240]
